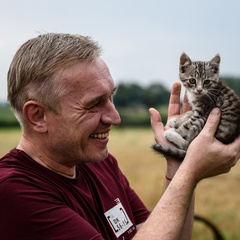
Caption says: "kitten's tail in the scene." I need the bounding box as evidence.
[152,143,186,161]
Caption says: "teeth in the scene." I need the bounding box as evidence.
[90,133,109,139]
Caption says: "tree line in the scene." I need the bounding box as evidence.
[0,76,239,128]
[114,76,240,109]
[114,82,170,109]
[113,76,240,127]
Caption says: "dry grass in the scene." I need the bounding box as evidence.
[1,128,240,239]
[0,128,22,155]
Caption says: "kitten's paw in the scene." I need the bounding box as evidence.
[164,128,178,143]
[165,128,187,150]
[167,117,177,127]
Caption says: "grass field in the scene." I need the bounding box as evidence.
[1,128,240,239]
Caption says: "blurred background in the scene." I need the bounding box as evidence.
[1,0,240,102]
[1,0,240,239]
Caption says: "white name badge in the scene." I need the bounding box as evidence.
[104,198,133,238]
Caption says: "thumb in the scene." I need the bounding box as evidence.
[149,107,162,126]
[149,108,165,141]
[201,108,221,138]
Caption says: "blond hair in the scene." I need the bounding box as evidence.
[7,33,102,125]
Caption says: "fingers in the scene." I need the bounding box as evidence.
[226,137,240,162]
[234,137,240,160]
[182,90,191,113]
[168,82,181,117]
[149,108,164,133]
[200,108,221,138]
[149,108,165,142]
[149,107,162,123]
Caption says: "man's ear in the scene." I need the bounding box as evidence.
[22,101,48,133]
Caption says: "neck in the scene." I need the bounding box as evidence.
[17,135,76,179]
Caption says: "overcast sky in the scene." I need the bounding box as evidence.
[1,0,240,102]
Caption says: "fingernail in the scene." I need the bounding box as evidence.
[211,108,220,115]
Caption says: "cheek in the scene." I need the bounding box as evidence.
[186,87,194,94]
[78,112,102,130]
[62,114,101,149]
[46,115,78,146]
[183,83,192,92]
[48,122,70,145]
[48,110,101,144]
[202,88,208,94]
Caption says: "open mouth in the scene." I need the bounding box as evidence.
[90,132,109,139]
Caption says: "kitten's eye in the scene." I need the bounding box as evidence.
[204,80,210,85]
[189,78,196,84]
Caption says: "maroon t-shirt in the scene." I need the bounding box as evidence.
[0,149,150,240]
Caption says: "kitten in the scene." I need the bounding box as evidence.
[153,52,240,160]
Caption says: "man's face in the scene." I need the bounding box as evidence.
[45,58,121,165]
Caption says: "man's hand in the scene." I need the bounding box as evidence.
[149,82,190,147]
[149,82,191,177]
[184,108,240,183]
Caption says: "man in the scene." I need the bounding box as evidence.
[0,33,239,239]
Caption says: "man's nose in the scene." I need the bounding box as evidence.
[101,103,121,126]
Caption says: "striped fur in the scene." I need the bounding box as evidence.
[153,53,240,160]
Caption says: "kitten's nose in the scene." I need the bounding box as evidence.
[197,89,202,93]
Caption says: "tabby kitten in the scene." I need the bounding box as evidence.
[153,52,240,160]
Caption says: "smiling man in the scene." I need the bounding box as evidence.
[1,33,239,240]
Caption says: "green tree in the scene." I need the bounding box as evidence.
[144,83,170,108]
[221,76,240,95]
[114,83,145,107]
[114,82,170,108]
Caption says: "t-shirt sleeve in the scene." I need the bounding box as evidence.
[0,177,104,240]
[107,154,150,225]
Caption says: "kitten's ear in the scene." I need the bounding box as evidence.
[210,54,220,74]
[210,54,221,65]
[180,52,192,73]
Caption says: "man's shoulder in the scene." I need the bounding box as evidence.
[0,149,18,182]
[0,148,53,186]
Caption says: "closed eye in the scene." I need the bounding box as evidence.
[109,95,114,103]
[110,87,117,103]
[87,89,116,109]
[92,100,101,108]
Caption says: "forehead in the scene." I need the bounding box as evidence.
[61,58,115,97]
